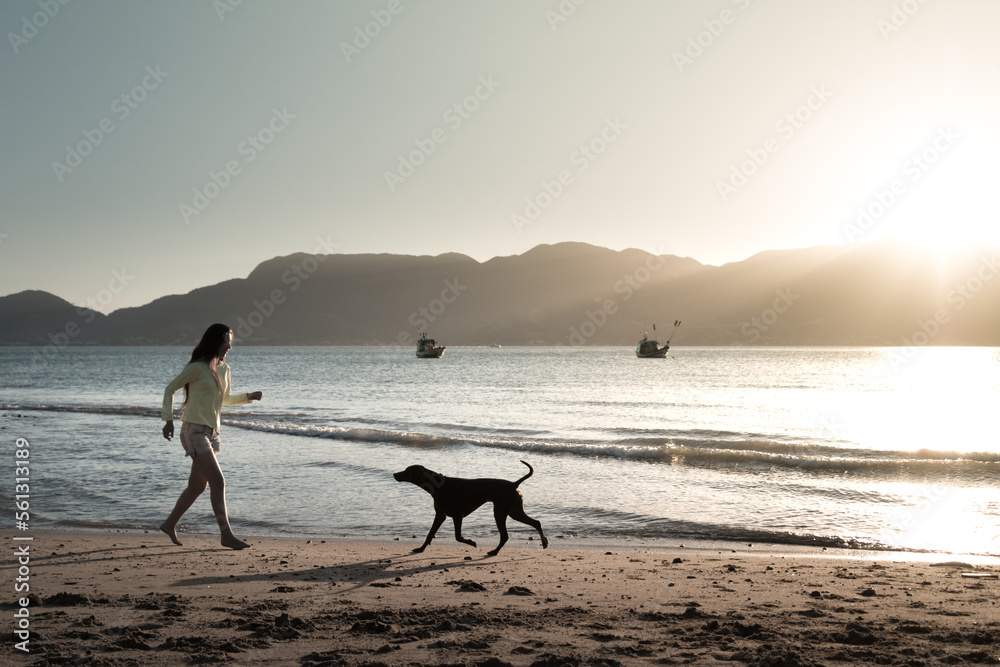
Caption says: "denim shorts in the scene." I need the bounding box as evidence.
[179,421,221,457]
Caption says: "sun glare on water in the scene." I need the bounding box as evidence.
[838,348,1000,456]
[859,348,1000,555]
[880,486,997,555]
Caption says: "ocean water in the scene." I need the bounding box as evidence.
[2,345,999,557]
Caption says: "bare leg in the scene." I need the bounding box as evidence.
[190,450,250,550]
[161,460,208,546]
[162,451,249,550]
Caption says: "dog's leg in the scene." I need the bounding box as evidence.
[413,511,446,553]
[487,505,510,556]
[507,501,548,550]
[452,516,477,548]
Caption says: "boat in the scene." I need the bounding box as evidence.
[635,334,669,358]
[416,333,445,358]
[635,321,680,359]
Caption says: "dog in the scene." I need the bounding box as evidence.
[392,460,548,556]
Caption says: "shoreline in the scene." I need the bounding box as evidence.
[4,529,999,665]
[36,524,1000,565]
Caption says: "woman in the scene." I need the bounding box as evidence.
[160,323,263,550]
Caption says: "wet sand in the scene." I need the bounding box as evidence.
[2,530,999,666]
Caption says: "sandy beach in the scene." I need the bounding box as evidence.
[3,530,999,666]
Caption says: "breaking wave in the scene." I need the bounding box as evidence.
[5,402,998,482]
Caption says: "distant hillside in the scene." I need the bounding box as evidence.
[0,290,105,346]
[1,241,999,346]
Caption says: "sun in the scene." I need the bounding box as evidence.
[840,124,1000,264]
[869,135,1000,257]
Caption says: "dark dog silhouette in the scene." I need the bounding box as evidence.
[392,460,548,556]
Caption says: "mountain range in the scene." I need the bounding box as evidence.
[2,241,999,347]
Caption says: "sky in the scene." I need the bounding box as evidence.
[2,0,999,312]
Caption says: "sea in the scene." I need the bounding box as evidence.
[2,345,999,558]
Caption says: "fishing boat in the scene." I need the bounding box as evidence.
[416,333,445,358]
[635,321,680,358]
[635,334,669,358]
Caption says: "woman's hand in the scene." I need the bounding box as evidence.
[163,420,174,441]
[248,391,263,401]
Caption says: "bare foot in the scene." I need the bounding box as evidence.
[222,535,251,550]
[160,523,182,546]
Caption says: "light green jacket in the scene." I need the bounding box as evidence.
[162,360,249,430]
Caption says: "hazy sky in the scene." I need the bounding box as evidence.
[2,1,999,311]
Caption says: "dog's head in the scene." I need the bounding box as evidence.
[393,465,445,494]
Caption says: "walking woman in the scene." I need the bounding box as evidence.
[160,323,263,549]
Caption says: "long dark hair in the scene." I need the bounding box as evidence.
[184,323,231,405]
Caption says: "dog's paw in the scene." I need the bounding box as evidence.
[468,540,477,548]
[541,538,549,549]
[411,546,426,553]
[486,549,499,557]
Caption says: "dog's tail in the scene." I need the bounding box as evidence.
[513,460,534,487]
